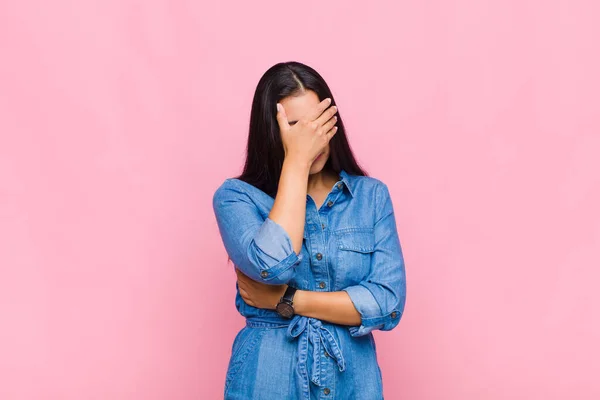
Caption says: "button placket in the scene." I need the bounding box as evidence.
[321,340,333,397]
[322,184,345,213]
[308,186,344,395]
[312,186,345,293]
[308,215,329,294]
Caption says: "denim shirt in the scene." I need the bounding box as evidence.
[212,169,406,399]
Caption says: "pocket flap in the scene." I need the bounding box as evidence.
[336,229,375,253]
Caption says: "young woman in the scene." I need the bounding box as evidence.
[212,61,407,399]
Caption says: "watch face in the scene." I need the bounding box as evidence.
[276,302,294,318]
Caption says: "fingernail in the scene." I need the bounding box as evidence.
[326,98,331,103]
[277,103,282,112]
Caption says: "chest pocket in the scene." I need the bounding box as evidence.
[333,228,375,286]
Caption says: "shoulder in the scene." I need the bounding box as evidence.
[350,173,390,200]
[212,177,270,209]
[212,178,248,207]
[358,174,388,189]
[349,174,394,221]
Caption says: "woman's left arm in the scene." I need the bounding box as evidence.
[236,182,406,334]
[294,289,362,325]
[235,268,361,325]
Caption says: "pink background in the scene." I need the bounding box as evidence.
[1,1,599,399]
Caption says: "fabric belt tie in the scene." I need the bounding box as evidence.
[287,315,346,395]
[245,314,346,400]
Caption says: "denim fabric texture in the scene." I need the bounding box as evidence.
[212,169,407,399]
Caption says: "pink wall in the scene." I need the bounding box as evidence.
[1,1,599,399]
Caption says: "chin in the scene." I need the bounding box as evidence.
[309,156,329,174]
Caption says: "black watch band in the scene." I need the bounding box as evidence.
[276,286,297,318]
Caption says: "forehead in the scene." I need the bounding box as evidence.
[279,90,320,121]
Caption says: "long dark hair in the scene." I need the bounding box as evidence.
[234,61,368,197]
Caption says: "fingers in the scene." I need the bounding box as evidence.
[325,124,339,141]
[235,268,250,286]
[314,104,338,127]
[236,273,251,299]
[275,103,290,131]
[320,113,338,135]
[236,274,257,307]
[235,267,248,279]
[238,286,254,306]
[235,267,259,285]
[306,97,333,121]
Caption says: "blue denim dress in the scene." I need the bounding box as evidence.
[212,169,407,399]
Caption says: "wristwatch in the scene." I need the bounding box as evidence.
[276,286,297,318]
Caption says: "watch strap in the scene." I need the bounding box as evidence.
[281,285,297,304]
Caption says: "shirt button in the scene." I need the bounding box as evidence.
[321,223,325,229]
[319,281,326,289]
[260,270,268,278]
[324,388,331,395]
[327,200,333,207]
[391,311,397,318]
[316,253,323,260]
[336,182,343,189]
[324,351,330,357]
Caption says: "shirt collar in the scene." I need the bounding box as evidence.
[338,169,355,198]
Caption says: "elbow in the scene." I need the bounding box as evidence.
[381,283,406,331]
[379,269,407,331]
[351,302,404,337]
[242,216,302,284]
[244,242,302,285]
[352,303,405,337]
[344,282,406,337]
[381,296,405,331]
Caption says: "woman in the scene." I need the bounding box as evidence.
[212,61,406,399]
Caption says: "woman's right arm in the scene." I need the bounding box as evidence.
[267,156,311,255]
[212,172,306,285]
[271,99,338,254]
[212,99,337,284]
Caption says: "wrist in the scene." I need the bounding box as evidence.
[272,285,288,310]
[283,153,312,171]
[275,285,298,318]
[292,289,309,315]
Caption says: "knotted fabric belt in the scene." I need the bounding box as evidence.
[246,314,346,399]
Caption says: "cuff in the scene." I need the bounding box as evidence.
[343,284,400,337]
[252,217,302,282]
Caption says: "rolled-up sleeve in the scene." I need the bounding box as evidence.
[342,182,407,337]
[212,179,302,284]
